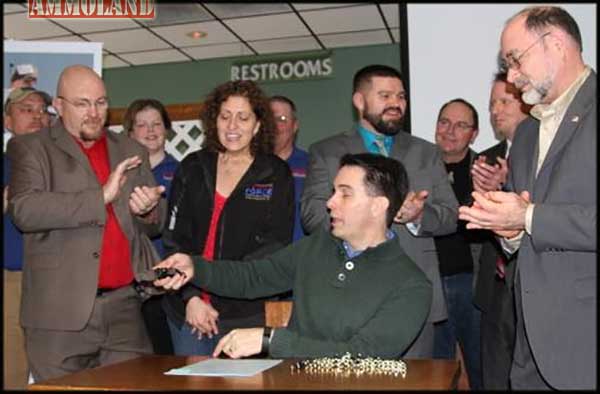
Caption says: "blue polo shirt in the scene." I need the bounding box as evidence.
[3,155,23,271]
[151,153,179,257]
[286,146,309,242]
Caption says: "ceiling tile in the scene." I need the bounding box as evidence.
[42,35,87,42]
[182,43,253,60]
[152,20,239,47]
[391,28,400,43]
[4,13,71,39]
[3,3,26,13]
[320,29,392,49]
[119,49,189,66]
[103,55,130,69]
[381,4,400,28]
[250,36,320,55]
[84,29,170,53]
[292,3,362,11]
[204,3,291,19]
[51,18,139,33]
[301,4,385,34]
[140,3,213,27]
[225,13,309,41]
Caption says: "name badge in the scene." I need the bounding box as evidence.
[245,183,273,201]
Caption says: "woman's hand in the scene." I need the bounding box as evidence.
[185,296,219,339]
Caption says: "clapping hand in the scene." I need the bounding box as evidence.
[103,156,142,204]
[459,190,530,238]
[129,185,165,216]
[471,155,508,193]
[394,190,428,224]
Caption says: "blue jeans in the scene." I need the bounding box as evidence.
[434,272,482,390]
[167,317,223,356]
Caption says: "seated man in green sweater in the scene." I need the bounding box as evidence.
[154,153,432,360]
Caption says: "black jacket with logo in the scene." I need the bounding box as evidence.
[162,149,295,332]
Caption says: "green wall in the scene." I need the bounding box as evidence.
[104,43,401,150]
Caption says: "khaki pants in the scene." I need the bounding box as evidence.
[3,270,28,390]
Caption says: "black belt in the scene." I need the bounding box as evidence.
[96,282,134,297]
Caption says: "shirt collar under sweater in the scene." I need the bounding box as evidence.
[342,229,397,259]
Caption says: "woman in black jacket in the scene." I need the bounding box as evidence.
[162,81,295,355]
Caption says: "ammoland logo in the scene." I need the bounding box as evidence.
[28,0,155,19]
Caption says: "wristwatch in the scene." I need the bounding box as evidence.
[261,326,273,355]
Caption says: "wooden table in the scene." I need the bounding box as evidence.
[29,355,461,391]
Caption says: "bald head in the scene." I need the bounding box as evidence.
[56,65,104,97]
[54,65,109,147]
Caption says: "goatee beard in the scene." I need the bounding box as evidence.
[363,113,403,136]
[521,87,545,105]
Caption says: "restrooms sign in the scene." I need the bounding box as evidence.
[231,51,333,83]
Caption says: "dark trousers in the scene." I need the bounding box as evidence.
[141,295,174,355]
[510,269,553,390]
[480,274,515,389]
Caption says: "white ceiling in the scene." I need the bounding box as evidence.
[4,2,400,69]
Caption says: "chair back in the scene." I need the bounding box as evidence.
[265,301,292,328]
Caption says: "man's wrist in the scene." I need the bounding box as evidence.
[525,203,535,235]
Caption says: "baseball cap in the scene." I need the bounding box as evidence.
[11,64,38,82]
[4,87,53,112]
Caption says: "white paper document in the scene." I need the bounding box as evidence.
[164,358,283,377]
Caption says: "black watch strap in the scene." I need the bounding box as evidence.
[261,326,273,355]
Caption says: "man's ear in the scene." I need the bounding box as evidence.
[371,195,390,220]
[352,91,365,115]
[4,112,12,131]
[547,29,567,56]
[53,97,64,118]
[470,128,479,144]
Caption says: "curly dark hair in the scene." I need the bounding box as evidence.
[200,80,275,155]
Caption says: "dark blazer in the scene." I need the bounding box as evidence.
[162,149,295,331]
[473,139,511,312]
[508,71,596,389]
[301,127,458,324]
[7,122,166,331]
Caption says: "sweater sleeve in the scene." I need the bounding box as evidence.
[269,276,432,359]
[417,147,458,237]
[192,241,300,299]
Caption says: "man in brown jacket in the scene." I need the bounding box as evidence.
[6,65,166,382]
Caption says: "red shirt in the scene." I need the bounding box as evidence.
[75,134,134,289]
[200,191,227,303]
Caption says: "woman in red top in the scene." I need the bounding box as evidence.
[161,81,295,355]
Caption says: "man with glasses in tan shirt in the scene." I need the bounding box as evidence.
[459,6,596,390]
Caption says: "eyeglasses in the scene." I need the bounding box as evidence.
[274,114,293,123]
[13,104,48,116]
[58,96,109,111]
[437,118,474,132]
[500,32,550,73]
